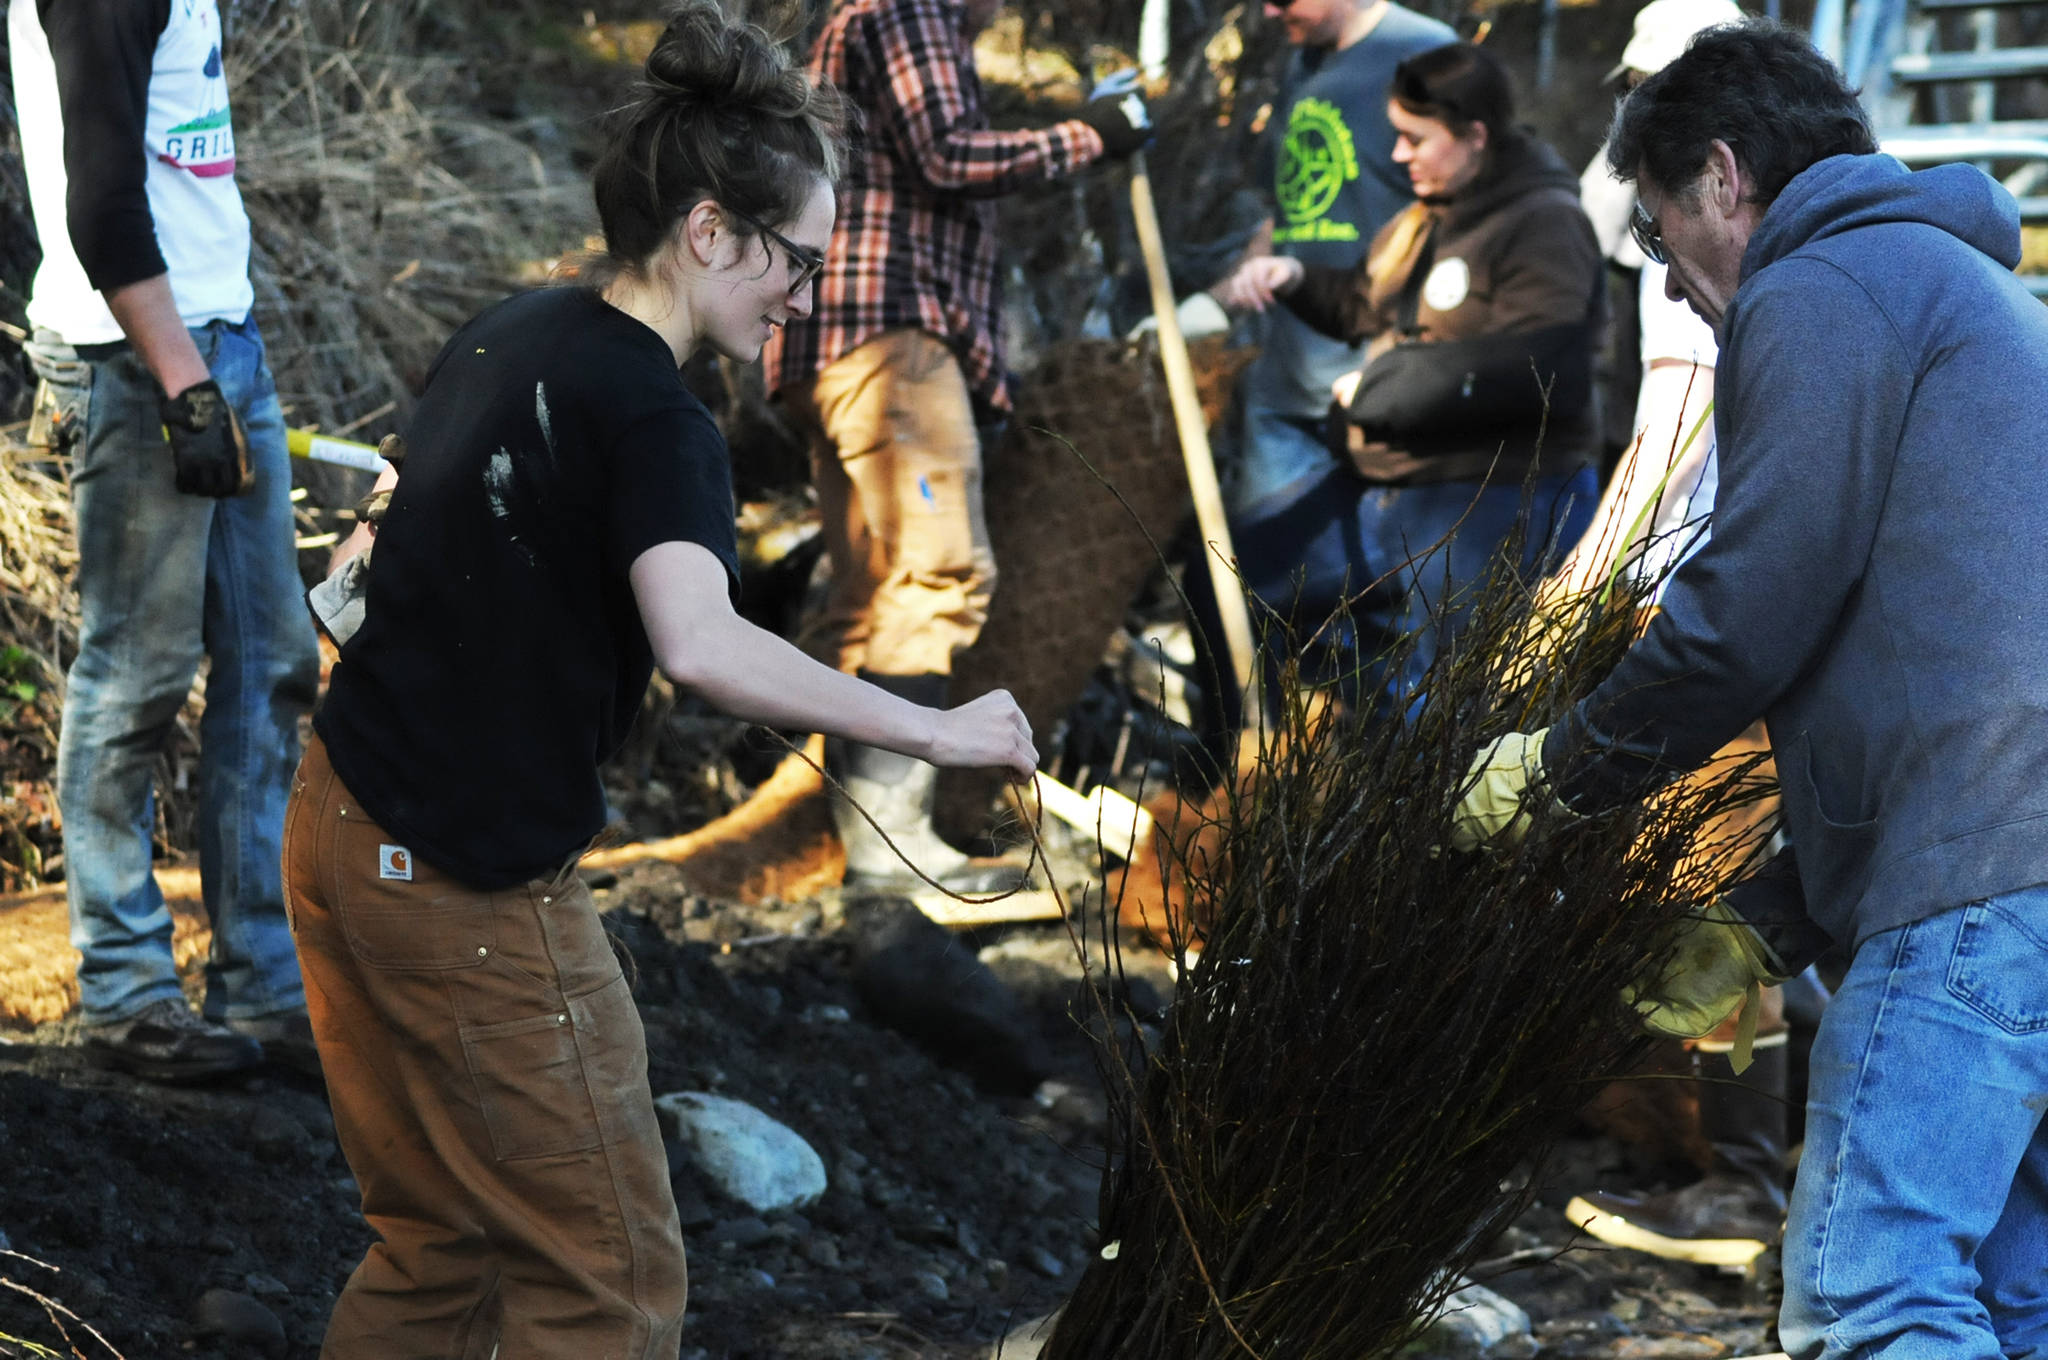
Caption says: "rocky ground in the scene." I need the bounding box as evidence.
[0,849,1788,1360]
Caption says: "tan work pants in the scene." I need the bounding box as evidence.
[285,735,685,1360]
[786,328,996,677]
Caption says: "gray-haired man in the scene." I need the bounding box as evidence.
[1452,21,2048,1357]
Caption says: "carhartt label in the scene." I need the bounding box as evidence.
[379,845,414,881]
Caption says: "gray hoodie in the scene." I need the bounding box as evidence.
[1545,152,2048,952]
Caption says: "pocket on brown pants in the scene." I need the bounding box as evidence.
[460,971,641,1161]
[329,799,498,972]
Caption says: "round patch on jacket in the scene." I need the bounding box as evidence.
[1423,257,1470,312]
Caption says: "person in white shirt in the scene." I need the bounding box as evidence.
[11,0,320,1082]
[1540,0,1806,1273]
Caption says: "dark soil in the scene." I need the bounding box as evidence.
[0,866,1138,1360]
[0,854,1787,1360]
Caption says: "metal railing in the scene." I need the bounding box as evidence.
[1812,0,2048,292]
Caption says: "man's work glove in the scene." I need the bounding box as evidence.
[1447,728,1580,851]
[1624,899,1789,1071]
[1125,291,1230,342]
[308,432,405,648]
[308,554,370,648]
[159,379,253,498]
[1077,90,1152,159]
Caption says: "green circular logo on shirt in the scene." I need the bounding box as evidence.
[1277,98,1361,227]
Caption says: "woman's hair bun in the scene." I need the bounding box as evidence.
[643,0,811,119]
[584,0,844,282]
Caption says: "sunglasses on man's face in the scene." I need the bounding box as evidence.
[1630,198,1668,266]
[728,207,826,296]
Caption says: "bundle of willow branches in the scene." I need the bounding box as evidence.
[1041,526,1775,1359]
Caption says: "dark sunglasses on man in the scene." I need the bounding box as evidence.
[1630,199,1668,265]
[727,206,827,296]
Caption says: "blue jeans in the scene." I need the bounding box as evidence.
[1228,408,1595,711]
[30,319,320,1024]
[1781,893,2048,1359]
[1229,404,1345,518]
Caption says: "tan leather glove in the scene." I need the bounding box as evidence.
[1626,899,1788,1039]
[1447,728,1578,851]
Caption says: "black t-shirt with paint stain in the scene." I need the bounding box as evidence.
[315,286,740,890]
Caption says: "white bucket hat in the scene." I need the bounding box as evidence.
[1606,0,1748,81]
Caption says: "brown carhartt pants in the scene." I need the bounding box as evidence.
[784,327,997,678]
[285,734,685,1359]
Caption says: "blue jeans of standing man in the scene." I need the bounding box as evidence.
[29,318,321,1025]
[1780,891,2048,1359]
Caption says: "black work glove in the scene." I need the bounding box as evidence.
[1076,92,1152,160]
[159,379,253,498]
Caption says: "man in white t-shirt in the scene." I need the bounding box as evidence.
[1554,0,1733,604]
[11,0,320,1082]
[1542,0,1802,1272]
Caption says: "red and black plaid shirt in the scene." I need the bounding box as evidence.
[764,0,1102,413]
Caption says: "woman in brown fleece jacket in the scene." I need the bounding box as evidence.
[1217,41,1600,711]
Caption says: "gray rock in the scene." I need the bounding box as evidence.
[1032,1078,1107,1129]
[192,1288,287,1358]
[989,1308,1061,1359]
[654,1092,826,1215]
[910,1270,950,1303]
[248,1106,309,1160]
[242,1271,290,1299]
[953,1218,984,1260]
[710,1216,774,1249]
[886,1207,954,1246]
[1401,1278,1536,1359]
[1023,1244,1066,1279]
[863,1176,907,1209]
[800,1237,843,1270]
[1020,1173,1063,1215]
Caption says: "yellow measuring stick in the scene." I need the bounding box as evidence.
[286,427,392,476]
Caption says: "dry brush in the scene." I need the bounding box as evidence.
[1042,530,1775,1358]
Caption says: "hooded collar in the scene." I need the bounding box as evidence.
[1740,152,2020,286]
[1432,131,1581,233]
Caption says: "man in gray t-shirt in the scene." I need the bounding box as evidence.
[1233,0,1454,514]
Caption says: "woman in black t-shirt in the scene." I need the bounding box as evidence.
[285,6,1035,1355]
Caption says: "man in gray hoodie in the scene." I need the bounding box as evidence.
[1450,21,2048,1359]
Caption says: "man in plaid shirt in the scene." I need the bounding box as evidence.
[765,0,1147,891]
